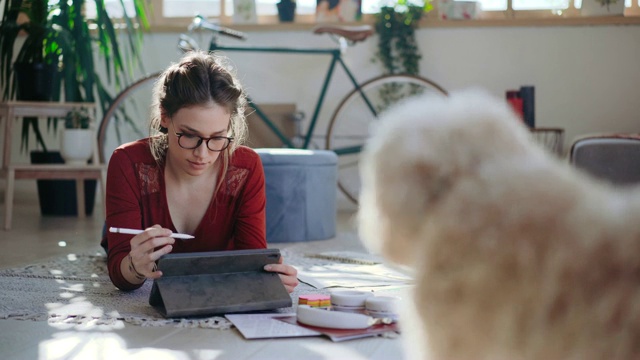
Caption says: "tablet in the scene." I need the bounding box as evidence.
[149,248,292,318]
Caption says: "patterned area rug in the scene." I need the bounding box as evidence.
[0,233,412,330]
[0,249,234,329]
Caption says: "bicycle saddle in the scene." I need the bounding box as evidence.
[312,25,374,43]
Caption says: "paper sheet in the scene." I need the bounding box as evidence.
[295,263,413,290]
[225,313,322,339]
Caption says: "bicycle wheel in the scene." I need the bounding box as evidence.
[326,74,447,204]
[97,72,161,165]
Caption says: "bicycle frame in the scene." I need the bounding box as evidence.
[209,41,374,153]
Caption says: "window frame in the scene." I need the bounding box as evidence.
[144,0,639,31]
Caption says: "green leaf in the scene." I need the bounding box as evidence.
[0,0,150,153]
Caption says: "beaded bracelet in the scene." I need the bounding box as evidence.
[128,254,146,281]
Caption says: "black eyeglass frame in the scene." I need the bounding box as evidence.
[169,120,234,152]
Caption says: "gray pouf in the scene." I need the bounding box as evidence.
[256,148,338,243]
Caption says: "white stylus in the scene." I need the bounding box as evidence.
[108,227,195,240]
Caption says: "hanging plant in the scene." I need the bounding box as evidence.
[373,1,433,109]
[374,2,429,75]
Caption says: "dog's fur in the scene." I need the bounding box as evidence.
[358,89,640,360]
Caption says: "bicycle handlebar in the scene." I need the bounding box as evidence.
[189,14,247,41]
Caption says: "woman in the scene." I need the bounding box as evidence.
[102,50,298,292]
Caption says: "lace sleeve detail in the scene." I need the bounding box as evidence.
[224,166,249,197]
[136,163,161,196]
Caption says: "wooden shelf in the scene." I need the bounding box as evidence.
[0,101,106,230]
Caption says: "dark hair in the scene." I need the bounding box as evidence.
[149,50,247,163]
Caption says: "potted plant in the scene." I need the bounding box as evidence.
[277,0,296,22]
[0,0,150,215]
[0,0,150,152]
[61,107,94,165]
[374,1,432,75]
[372,0,432,108]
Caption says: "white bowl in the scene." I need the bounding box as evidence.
[330,290,373,308]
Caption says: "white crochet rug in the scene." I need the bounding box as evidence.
[0,233,411,330]
[0,249,235,329]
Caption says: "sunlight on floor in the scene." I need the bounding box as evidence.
[1,188,404,359]
[304,342,371,360]
[39,332,224,359]
[45,261,120,332]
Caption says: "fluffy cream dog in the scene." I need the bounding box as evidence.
[358,89,640,360]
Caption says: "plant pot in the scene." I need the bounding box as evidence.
[581,0,625,16]
[277,0,296,22]
[13,62,58,101]
[30,151,97,216]
[61,129,94,165]
[13,62,59,151]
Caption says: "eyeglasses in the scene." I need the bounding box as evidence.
[170,121,233,152]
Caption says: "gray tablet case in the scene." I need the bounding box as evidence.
[149,249,292,318]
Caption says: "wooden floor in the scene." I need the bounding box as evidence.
[0,180,404,360]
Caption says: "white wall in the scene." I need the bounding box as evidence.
[417,25,640,147]
[142,25,640,154]
[7,24,640,164]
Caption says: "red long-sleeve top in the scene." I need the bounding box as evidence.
[103,139,267,291]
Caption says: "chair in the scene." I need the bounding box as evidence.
[569,135,640,185]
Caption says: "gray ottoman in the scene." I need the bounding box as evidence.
[256,148,338,243]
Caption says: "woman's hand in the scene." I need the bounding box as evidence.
[126,225,175,282]
[264,256,299,293]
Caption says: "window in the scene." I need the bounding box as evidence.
[159,0,639,16]
[86,0,138,18]
[98,0,639,28]
[163,0,220,17]
[513,0,569,11]
[161,0,394,17]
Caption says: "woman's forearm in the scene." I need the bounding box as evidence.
[120,253,147,286]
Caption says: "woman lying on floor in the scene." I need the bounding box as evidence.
[101,50,298,292]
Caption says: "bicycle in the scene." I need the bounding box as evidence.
[98,15,448,204]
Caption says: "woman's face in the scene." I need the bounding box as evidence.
[161,102,231,177]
